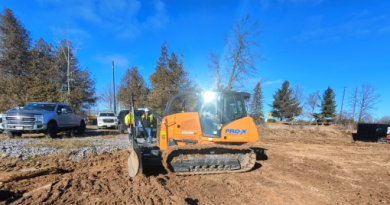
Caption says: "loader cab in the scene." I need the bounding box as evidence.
[164,91,249,138]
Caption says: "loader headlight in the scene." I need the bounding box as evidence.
[203,91,215,103]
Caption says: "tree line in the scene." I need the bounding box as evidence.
[97,13,382,124]
[262,80,381,123]
[0,7,96,113]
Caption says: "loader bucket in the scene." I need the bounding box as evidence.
[127,149,139,177]
[127,144,143,178]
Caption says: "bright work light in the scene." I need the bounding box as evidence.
[203,91,215,103]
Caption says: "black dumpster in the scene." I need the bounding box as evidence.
[355,123,390,142]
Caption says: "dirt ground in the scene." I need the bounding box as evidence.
[1,124,390,205]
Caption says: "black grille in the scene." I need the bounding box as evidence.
[22,118,35,121]
[103,119,115,123]
[6,117,35,121]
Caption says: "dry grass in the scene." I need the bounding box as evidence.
[22,133,45,138]
[0,135,8,140]
[24,138,99,149]
[100,134,116,139]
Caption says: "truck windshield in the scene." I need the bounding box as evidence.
[23,103,56,111]
[99,113,115,117]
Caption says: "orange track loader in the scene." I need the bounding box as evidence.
[127,90,262,177]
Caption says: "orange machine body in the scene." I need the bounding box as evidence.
[159,112,258,151]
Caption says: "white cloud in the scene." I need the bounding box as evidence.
[263,79,283,85]
[379,25,390,34]
[260,0,325,8]
[68,29,92,40]
[95,54,129,67]
[37,0,168,39]
[290,14,384,42]
[145,0,169,29]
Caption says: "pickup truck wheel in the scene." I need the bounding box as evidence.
[6,131,22,138]
[45,122,58,138]
[77,121,86,135]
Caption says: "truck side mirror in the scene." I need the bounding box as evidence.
[61,108,67,114]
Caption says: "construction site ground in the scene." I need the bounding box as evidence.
[0,124,389,205]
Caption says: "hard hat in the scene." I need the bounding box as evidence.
[145,108,149,112]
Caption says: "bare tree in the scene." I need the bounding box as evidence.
[225,14,263,90]
[304,91,320,125]
[207,51,222,89]
[52,24,82,97]
[292,83,304,106]
[377,116,390,124]
[357,84,381,122]
[99,81,114,111]
[348,86,358,121]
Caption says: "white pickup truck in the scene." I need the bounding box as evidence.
[97,112,118,129]
[2,102,87,138]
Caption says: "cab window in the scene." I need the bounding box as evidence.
[57,105,64,114]
[222,93,245,124]
[65,106,73,113]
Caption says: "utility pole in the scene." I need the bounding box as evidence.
[112,61,116,114]
[67,39,70,96]
[339,86,346,121]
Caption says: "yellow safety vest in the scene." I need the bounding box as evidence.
[141,114,154,127]
[125,114,134,126]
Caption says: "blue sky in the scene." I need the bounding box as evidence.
[1,0,389,118]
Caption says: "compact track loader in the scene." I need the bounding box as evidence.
[127,90,262,177]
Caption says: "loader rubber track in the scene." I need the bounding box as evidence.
[162,144,257,175]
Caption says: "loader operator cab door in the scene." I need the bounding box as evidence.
[198,92,221,138]
[221,93,246,125]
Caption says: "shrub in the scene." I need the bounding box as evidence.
[250,113,266,126]
[267,119,276,123]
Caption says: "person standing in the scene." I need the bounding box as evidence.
[125,109,134,135]
[141,108,154,143]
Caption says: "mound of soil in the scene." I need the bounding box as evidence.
[0,152,184,204]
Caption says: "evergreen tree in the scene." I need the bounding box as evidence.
[249,82,264,124]
[0,8,96,113]
[270,81,302,121]
[149,41,195,114]
[117,66,148,109]
[0,7,31,110]
[319,86,337,119]
[27,38,59,103]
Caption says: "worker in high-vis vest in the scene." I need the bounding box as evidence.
[125,110,134,134]
[141,108,154,143]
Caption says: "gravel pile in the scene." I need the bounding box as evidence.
[0,135,129,161]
